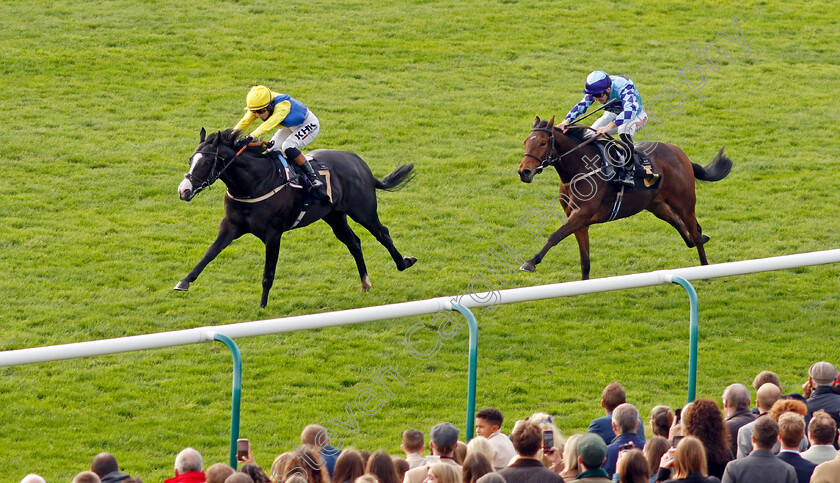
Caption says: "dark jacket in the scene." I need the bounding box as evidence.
[776,451,817,483]
[100,472,131,483]
[605,432,646,476]
[497,458,564,483]
[808,386,840,426]
[724,410,756,453]
[588,413,647,445]
[721,449,796,483]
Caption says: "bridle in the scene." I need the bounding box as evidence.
[523,125,602,174]
[184,142,264,196]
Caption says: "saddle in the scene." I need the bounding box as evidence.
[273,154,333,204]
[594,139,662,192]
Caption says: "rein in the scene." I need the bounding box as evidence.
[525,126,602,174]
[185,141,269,196]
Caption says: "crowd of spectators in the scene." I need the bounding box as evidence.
[21,361,840,483]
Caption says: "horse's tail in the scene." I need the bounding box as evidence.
[692,145,732,182]
[375,164,416,191]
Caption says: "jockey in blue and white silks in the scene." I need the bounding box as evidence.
[559,71,649,185]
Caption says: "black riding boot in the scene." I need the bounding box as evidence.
[299,159,323,190]
[297,157,329,202]
[618,133,637,186]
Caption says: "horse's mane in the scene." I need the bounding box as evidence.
[202,128,238,146]
[534,119,591,142]
[203,129,268,156]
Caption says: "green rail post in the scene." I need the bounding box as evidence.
[451,303,478,441]
[670,276,699,403]
[214,333,243,468]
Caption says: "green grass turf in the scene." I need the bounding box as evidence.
[0,0,839,480]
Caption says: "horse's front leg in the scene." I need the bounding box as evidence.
[174,219,243,291]
[573,226,591,280]
[259,231,282,308]
[520,210,592,273]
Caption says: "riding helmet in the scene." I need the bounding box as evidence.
[582,71,611,94]
[245,85,273,111]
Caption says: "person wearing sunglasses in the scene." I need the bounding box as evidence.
[234,85,326,197]
[558,71,648,186]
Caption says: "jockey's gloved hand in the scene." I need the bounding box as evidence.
[243,134,255,143]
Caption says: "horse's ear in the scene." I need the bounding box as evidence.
[199,128,206,143]
[533,116,541,127]
[212,131,221,147]
[548,116,555,128]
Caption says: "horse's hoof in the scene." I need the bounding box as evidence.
[520,261,536,272]
[174,280,190,291]
[700,234,710,244]
[402,256,417,270]
[361,275,372,292]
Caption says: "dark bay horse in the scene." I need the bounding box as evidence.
[517,116,732,277]
[175,128,417,307]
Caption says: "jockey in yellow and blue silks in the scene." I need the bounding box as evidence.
[559,71,649,179]
[235,85,325,195]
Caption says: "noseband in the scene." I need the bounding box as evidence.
[523,127,558,174]
[523,126,601,174]
[184,142,263,196]
[184,148,233,196]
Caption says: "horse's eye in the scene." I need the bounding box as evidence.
[540,142,547,147]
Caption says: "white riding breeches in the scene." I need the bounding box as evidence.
[587,109,648,137]
[270,110,320,154]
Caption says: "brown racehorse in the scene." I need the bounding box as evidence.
[517,116,732,278]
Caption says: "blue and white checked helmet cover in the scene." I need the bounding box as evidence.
[583,70,611,94]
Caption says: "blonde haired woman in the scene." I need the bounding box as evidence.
[531,412,566,472]
[466,437,496,466]
[560,434,582,481]
[658,436,720,483]
[423,462,460,483]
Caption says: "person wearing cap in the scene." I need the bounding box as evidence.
[558,71,648,186]
[805,361,840,432]
[496,420,562,482]
[403,423,462,483]
[234,85,326,198]
[569,433,611,482]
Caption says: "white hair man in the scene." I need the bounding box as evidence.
[604,403,644,477]
[20,475,47,483]
[166,447,205,483]
[723,383,756,452]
